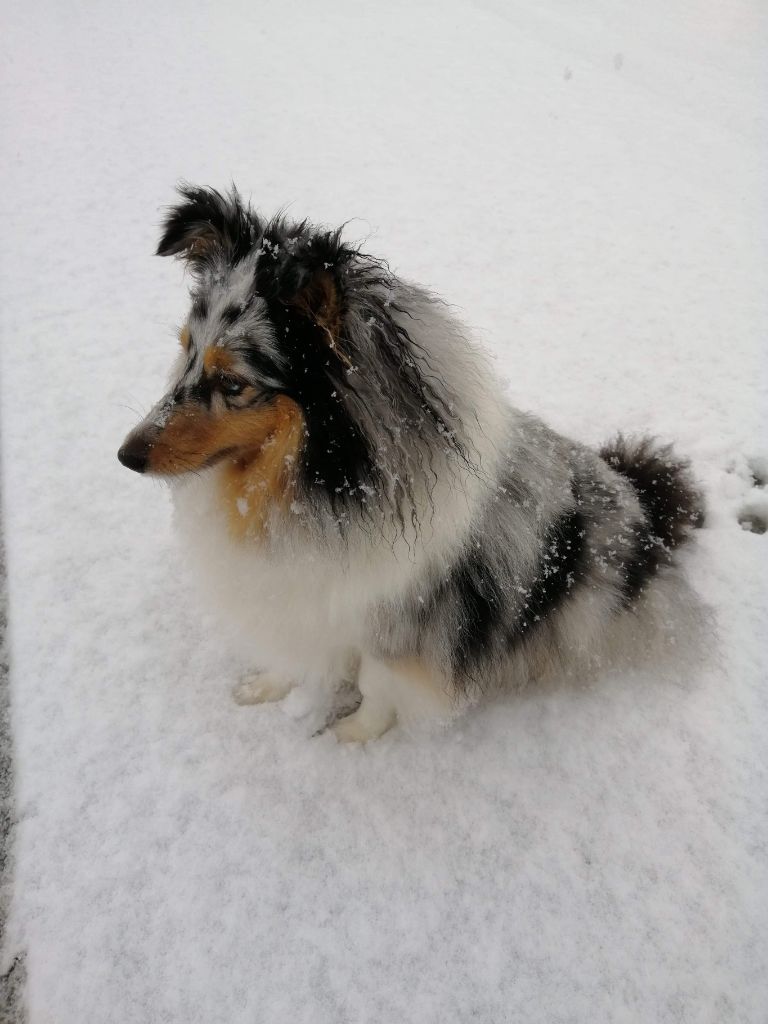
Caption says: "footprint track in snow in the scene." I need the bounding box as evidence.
[737,504,767,535]
[729,455,768,534]
[746,456,767,489]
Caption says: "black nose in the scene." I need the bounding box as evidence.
[118,440,148,473]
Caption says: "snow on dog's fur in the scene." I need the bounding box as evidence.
[119,185,705,741]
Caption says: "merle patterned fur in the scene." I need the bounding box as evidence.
[134,185,706,706]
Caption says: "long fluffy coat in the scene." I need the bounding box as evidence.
[119,186,704,740]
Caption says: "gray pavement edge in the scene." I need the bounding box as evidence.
[0,476,26,1022]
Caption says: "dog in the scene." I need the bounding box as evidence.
[118,185,704,742]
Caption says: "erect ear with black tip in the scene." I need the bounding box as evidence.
[156,184,256,268]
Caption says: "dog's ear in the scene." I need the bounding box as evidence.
[156,185,256,267]
[255,229,345,344]
[289,267,342,341]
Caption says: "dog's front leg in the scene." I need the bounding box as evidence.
[234,647,361,712]
[332,652,455,743]
[332,655,397,743]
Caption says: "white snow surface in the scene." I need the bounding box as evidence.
[1,1,767,1021]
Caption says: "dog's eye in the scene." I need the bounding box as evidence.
[219,377,246,397]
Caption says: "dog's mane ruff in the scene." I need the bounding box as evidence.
[337,276,510,548]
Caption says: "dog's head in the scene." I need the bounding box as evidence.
[119,186,467,534]
[118,186,359,483]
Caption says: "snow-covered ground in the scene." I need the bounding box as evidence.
[1,1,767,1020]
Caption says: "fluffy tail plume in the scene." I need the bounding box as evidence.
[600,435,704,548]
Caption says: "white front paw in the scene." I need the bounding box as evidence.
[331,704,396,743]
[232,673,294,706]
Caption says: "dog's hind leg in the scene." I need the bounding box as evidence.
[232,672,295,705]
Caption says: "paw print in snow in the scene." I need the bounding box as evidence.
[738,505,767,535]
[732,456,768,534]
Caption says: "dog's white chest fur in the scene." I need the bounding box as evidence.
[172,475,361,678]
[170,467,475,690]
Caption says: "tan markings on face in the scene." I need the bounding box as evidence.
[220,396,306,539]
[179,324,191,350]
[202,345,234,374]
[145,393,300,480]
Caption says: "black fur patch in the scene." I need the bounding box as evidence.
[619,522,665,604]
[221,303,242,326]
[513,505,586,640]
[262,297,376,503]
[448,549,506,681]
[240,344,285,386]
[192,294,209,320]
[184,377,214,407]
[422,501,585,692]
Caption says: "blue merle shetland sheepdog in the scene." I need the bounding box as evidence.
[118,185,704,742]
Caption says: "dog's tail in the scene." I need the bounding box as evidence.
[599,435,704,548]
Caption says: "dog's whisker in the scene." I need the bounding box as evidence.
[117,402,146,419]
